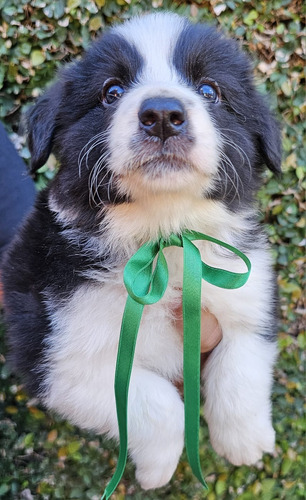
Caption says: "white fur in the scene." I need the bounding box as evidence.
[203,334,276,466]
[44,13,277,490]
[44,210,276,488]
[115,13,186,84]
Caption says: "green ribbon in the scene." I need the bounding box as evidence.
[102,230,251,499]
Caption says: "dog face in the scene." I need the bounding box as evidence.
[27,13,281,230]
[105,15,220,198]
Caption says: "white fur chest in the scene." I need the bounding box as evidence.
[45,217,271,392]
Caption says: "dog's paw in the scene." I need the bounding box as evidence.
[209,417,275,466]
[127,371,185,489]
[136,450,180,490]
[132,405,184,490]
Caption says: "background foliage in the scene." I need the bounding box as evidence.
[0,0,305,499]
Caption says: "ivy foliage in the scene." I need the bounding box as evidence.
[0,0,305,499]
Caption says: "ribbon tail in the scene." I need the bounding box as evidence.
[101,296,144,500]
[182,236,208,490]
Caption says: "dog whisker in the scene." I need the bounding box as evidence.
[218,151,243,203]
[88,151,112,208]
[219,131,252,178]
[78,130,110,178]
[78,131,106,165]
[107,171,117,204]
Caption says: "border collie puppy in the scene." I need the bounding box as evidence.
[2,13,281,490]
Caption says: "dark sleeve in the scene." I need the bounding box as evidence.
[0,121,36,262]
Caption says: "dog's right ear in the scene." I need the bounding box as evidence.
[26,81,62,175]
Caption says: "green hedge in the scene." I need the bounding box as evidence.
[0,1,305,499]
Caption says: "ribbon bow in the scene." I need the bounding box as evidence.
[102,230,251,499]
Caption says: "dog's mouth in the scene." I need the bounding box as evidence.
[111,131,215,197]
[130,134,195,177]
[116,150,208,198]
[136,153,193,177]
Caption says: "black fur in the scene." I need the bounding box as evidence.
[27,32,142,231]
[2,190,111,394]
[174,24,281,208]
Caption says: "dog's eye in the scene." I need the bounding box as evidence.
[106,84,125,103]
[102,80,125,105]
[198,81,220,103]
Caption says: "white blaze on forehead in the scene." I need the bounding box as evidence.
[114,13,186,83]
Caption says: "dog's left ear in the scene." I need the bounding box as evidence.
[255,98,282,174]
[26,80,63,176]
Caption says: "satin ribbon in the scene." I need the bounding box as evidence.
[102,230,251,498]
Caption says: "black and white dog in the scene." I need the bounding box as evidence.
[2,13,281,490]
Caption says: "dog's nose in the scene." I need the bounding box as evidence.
[138,98,186,141]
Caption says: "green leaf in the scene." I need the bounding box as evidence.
[281,458,294,475]
[67,0,81,11]
[24,432,34,447]
[296,167,304,180]
[54,0,65,19]
[0,484,10,497]
[261,478,276,495]
[3,6,17,16]
[89,16,103,31]
[0,65,5,89]
[279,280,301,295]
[20,42,32,55]
[30,50,46,67]
[215,480,227,495]
[67,441,81,455]
[244,9,258,26]
[297,333,305,349]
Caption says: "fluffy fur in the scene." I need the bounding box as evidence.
[2,13,281,490]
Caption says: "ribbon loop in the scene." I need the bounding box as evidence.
[102,231,251,499]
[123,241,170,305]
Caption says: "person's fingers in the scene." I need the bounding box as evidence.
[173,303,222,353]
[200,309,222,352]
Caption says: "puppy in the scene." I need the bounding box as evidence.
[2,12,281,490]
